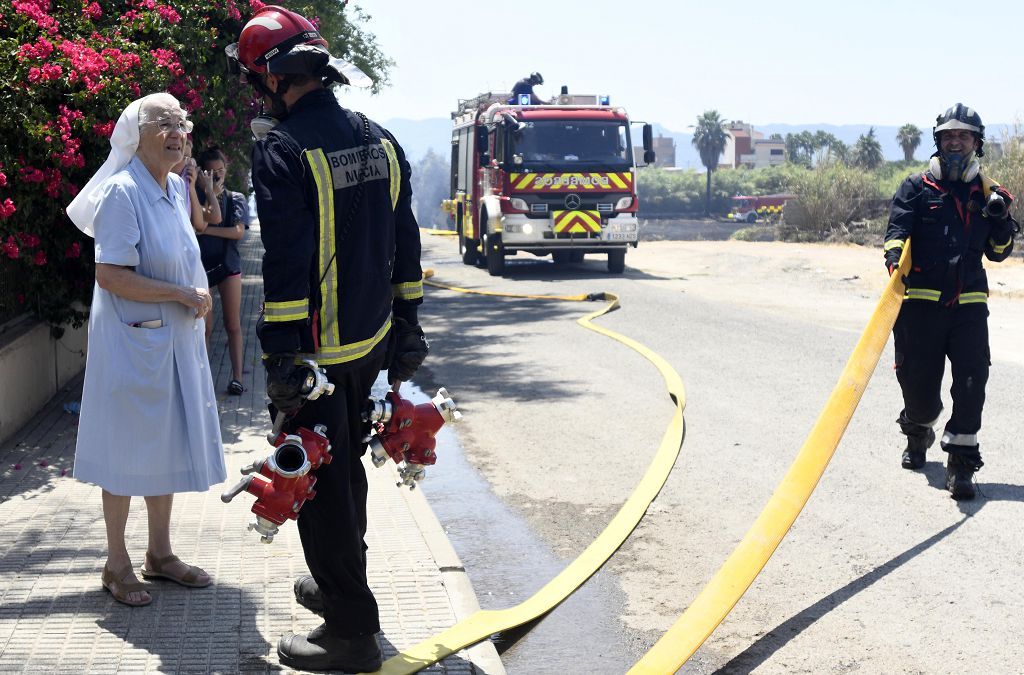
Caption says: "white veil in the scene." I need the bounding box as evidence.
[66,95,153,238]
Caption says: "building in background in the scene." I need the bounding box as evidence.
[634,134,676,168]
[721,121,785,169]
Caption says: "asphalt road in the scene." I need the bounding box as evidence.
[412,229,1024,674]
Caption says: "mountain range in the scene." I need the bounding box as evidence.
[377,118,1012,168]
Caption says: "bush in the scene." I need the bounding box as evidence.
[776,162,883,241]
[0,0,390,331]
[729,225,774,242]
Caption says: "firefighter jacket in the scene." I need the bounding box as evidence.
[884,171,1016,305]
[252,88,423,365]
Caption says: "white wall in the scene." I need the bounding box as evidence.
[0,318,87,444]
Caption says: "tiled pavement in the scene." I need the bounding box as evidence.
[0,225,503,674]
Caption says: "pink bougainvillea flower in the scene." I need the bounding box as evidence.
[0,199,16,220]
[2,236,19,259]
[155,4,180,23]
[19,167,45,183]
[33,249,47,266]
[82,2,102,19]
[16,232,40,248]
[65,242,81,259]
[92,120,115,138]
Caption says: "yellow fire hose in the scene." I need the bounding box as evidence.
[374,270,686,674]
[629,245,911,673]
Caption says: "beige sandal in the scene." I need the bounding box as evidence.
[102,563,152,607]
[140,553,211,588]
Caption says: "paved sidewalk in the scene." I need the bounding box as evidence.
[0,225,503,674]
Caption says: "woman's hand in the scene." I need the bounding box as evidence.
[197,169,214,198]
[177,286,213,319]
[183,158,198,189]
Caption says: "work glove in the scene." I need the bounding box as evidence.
[884,247,903,277]
[264,352,304,415]
[387,317,429,385]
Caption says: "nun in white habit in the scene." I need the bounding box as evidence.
[67,93,226,606]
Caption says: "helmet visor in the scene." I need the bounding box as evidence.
[225,42,250,80]
[934,118,981,135]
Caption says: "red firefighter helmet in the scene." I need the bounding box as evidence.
[226,5,372,87]
[231,5,327,75]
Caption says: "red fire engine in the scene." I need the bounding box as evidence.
[443,91,655,275]
[727,194,796,224]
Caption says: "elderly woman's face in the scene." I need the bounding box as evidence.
[137,101,191,171]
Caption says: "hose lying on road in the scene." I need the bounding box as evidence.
[628,246,911,674]
[375,270,685,675]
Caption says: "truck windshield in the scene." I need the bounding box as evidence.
[508,120,632,170]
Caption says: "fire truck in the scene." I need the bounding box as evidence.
[726,194,796,224]
[443,91,655,275]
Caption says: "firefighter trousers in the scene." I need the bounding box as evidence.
[893,301,989,460]
[285,341,388,637]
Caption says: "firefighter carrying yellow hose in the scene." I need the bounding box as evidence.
[884,103,1019,500]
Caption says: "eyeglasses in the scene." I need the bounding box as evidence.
[145,118,194,134]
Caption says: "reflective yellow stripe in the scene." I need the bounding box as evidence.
[959,292,988,304]
[381,138,401,210]
[314,317,392,366]
[264,299,308,322]
[884,239,905,251]
[990,237,1011,254]
[904,288,941,301]
[392,280,424,301]
[608,172,628,189]
[305,149,341,350]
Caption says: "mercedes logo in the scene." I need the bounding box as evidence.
[564,193,581,210]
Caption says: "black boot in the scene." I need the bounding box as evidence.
[277,623,382,672]
[945,454,978,501]
[294,574,325,616]
[901,427,935,470]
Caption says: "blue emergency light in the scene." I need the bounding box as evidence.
[518,94,531,105]
[599,95,610,106]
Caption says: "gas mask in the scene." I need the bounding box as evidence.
[941,152,971,182]
[251,114,279,141]
[930,150,980,183]
[248,78,289,141]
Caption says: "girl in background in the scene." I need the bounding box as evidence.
[196,146,249,395]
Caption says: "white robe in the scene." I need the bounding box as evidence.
[74,157,226,496]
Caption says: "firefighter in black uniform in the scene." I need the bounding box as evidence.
[228,6,427,671]
[509,71,546,104]
[884,103,1018,501]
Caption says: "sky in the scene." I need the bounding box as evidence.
[340,0,1024,135]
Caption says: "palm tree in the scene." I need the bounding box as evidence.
[852,127,884,169]
[691,110,729,216]
[896,124,922,163]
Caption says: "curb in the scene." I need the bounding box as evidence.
[395,464,507,675]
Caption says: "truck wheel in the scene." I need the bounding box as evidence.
[607,249,625,274]
[552,251,571,264]
[461,235,479,265]
[746,212,758,224]
[486,233,505,276]
[457,212,478,265]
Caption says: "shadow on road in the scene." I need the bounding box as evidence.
[712,517,970,674]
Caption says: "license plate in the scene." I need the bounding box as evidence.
[604,232,634,241]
